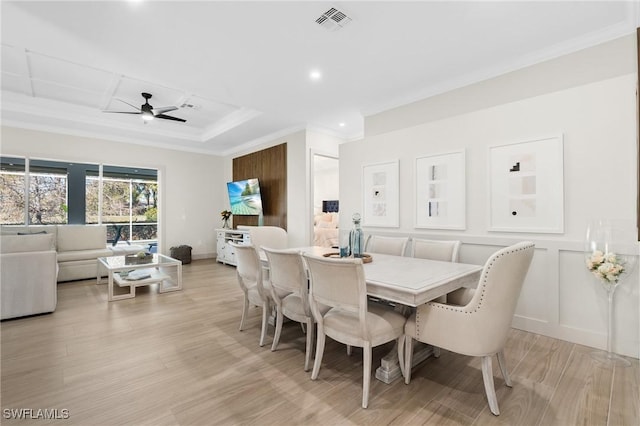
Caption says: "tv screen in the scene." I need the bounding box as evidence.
[227,178,263,216]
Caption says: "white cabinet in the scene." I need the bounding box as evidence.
[216,229,251,266]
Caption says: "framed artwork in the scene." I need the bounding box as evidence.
[362,160,399,227]
[415,150,466,229]
[488,135,564,233]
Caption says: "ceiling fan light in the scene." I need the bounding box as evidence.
[142,111,154,121]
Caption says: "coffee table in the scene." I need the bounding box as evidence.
[97,254,182,301]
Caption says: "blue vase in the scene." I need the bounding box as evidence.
[349,213,364,258]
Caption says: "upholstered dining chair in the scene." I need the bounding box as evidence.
[303,254,406,408]
[400,241,535,416]
[230,242,272,347]
[244,226,288,250]
[263,247,329,371]
[411,238,461,262]
[365,235,409,256]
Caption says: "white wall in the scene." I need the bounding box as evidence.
[1,126,225,259]
[340,37,639,358]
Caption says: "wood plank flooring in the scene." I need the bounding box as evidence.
[1,259,638,425]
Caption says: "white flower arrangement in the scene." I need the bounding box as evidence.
[586,250,625,284]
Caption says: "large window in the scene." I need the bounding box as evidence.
[28,160,68,224]
[0,157,158,244]
[102,166,158,243]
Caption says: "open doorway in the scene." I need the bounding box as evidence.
[311,153,339,247]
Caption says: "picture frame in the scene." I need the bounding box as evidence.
[488,135,564,233]
[362,160,399,227]
[415,150,466,229]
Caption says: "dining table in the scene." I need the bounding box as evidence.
[259,246,483,383]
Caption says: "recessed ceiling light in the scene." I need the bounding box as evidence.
[309,70,322,81]
[339,122,346,127]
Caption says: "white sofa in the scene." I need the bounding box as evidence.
[1,233,58,319]
[1,225,144,282]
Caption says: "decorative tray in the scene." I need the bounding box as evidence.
[322,252,372,263]
[125,253,153,265]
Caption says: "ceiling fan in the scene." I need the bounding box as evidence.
[103,92,186,123]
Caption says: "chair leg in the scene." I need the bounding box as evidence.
[311,325,325,380]
[259,302,269,347]
[239,294,249,331]
[481,355,500,416]
[271,308,284,351]
[346,345,352,356]
[304,319,314,372]
[404,336,414,384]
[497,350,512,387]
[362,342,372,409]
[300,323,306,334]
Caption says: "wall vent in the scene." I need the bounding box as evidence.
[180,103,200,110]
[315,7,352,31]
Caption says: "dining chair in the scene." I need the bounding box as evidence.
[244,226,288,250]
[242,225,288,288]
[365,235,409,256]
[410,238,462,351]
[411,238,461,262]
[263,247,329,371]
[400,241,535,416]
[303,254,406,408]
[230,242,272,347]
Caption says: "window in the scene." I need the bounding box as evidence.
[0,157,26,225]
[0,157,158,244]
[28,160,68,224]
[102,166,158,244]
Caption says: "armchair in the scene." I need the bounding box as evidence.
[400,241,535,415]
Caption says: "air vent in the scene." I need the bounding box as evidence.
[180,103,200,110]
[315,7,352,31]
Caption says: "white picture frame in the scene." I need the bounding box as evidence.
[415,150,466,230]
[488,135,564,233]
[362,160,399,227]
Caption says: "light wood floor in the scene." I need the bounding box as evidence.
[1,259,638,425]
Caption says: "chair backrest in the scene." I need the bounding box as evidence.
[303,254,369,337]
[263,247,309,312]
[456,241,535,353]
[365,235,409,256]
[411,238,461,262]
[243,226,288,251]
[230,242,267,299]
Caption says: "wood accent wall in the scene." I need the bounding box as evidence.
[232,143,287,229]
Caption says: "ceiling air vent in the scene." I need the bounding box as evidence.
[315,7,352,31]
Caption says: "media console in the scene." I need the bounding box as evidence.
[215,228,251,266]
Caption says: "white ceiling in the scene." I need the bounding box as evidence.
[1,1,638,156]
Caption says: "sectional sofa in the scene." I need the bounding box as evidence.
[1,225,145,319]
[1,232,58,320]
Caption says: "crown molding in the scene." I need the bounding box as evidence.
[362,18,637,118]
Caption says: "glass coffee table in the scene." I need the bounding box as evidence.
[97,254,183,301]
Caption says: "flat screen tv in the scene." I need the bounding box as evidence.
[227,178,263,216]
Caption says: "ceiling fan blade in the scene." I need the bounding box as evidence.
[153,106,178,115]
[155,114,186,123]
[115,98,142,111]
[103,111,142,114]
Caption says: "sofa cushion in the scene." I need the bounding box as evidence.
[57,248,113,262]
[1,233,56,253]
[57,225,106,252]
[1,226,58,247]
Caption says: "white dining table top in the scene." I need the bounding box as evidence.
[260,246,483,307]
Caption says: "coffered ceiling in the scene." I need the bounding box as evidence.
[1,1,638,155]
